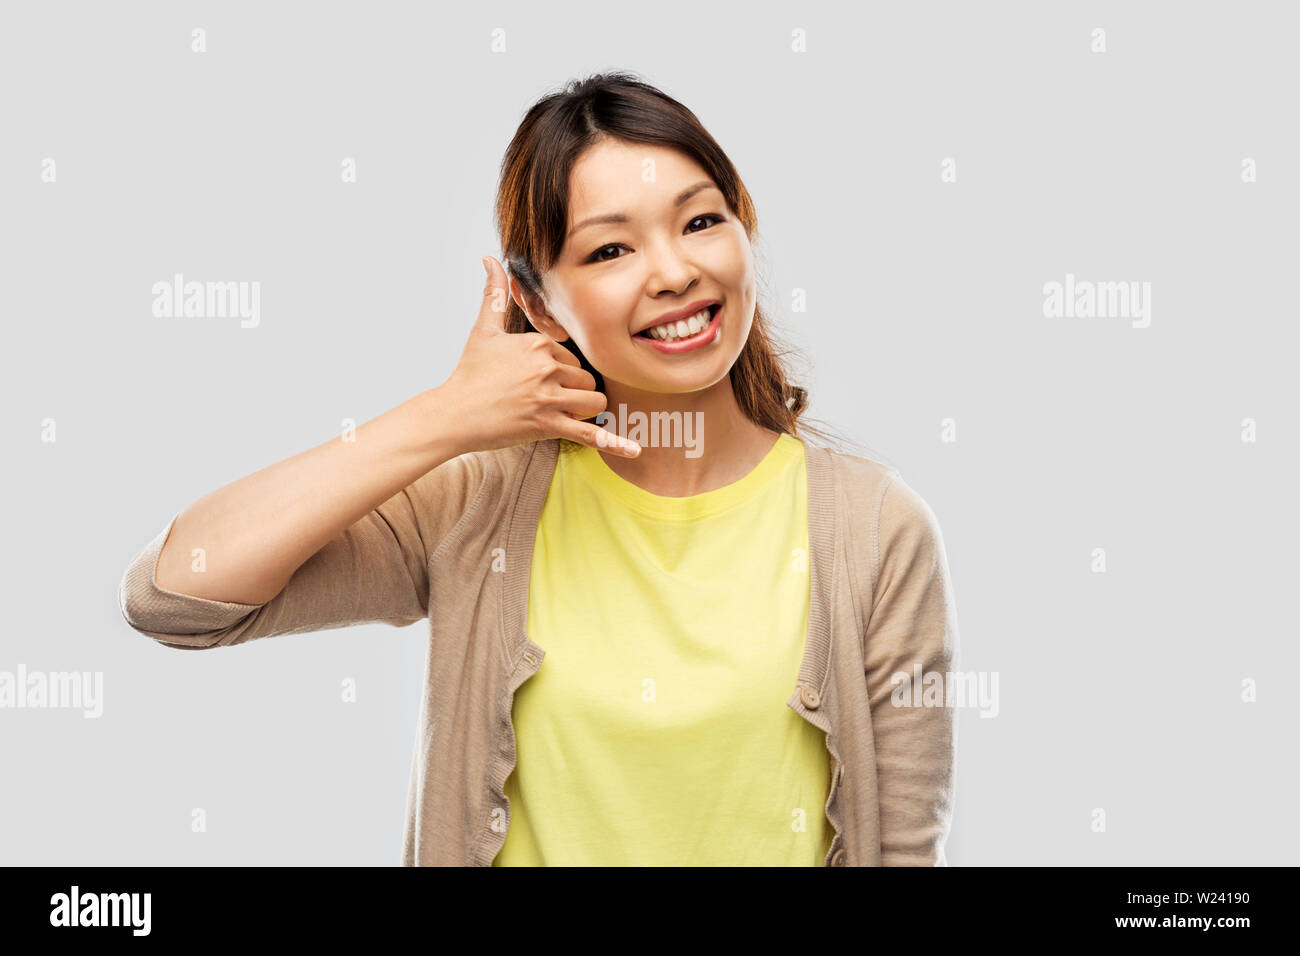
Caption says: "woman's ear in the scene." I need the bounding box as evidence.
[508,273,570,343]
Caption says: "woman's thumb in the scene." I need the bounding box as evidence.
[477,256,509,330]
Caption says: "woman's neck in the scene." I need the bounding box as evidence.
[595,380,782,498]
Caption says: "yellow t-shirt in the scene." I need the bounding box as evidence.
[496,432,833,866]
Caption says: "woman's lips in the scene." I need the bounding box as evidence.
[634,305,723,354]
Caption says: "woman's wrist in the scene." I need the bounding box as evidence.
[406,385,473,466]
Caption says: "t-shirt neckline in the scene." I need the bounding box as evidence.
[570,432,803,521]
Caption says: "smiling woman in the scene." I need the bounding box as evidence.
[472,72,958,867]
[119,70,959,870]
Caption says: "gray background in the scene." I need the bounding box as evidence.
[2,0,1295,865]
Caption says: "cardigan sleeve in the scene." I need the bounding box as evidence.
[117,451,485,650]
[862,473,959,866]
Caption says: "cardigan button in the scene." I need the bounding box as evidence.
[831,848,848,867]
[799,686,821,709]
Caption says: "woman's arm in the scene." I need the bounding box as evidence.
[118,388,485,650]
[119,256,633,650]
[152,388,459,606]
[862,475,960,866]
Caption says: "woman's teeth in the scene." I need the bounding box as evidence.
[643,308,712,341]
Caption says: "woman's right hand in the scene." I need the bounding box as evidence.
[435,256,641,458]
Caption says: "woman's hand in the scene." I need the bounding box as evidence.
[436,256,641,458]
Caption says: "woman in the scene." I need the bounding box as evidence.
[119,72,960,867]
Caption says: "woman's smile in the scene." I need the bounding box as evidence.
[633,303,724,354]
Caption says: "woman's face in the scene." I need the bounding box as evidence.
[516,139,756,396]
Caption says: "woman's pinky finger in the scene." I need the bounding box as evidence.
[552,417,641,457]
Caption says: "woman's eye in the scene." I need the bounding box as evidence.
[589,244,625,263]
[687,213,724,232]
[586,214,724,263]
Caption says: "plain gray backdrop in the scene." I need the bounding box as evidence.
[2,0,1296,865]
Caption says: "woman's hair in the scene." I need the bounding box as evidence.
[493,70,871,457]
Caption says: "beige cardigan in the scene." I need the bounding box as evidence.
[118,437,959,866]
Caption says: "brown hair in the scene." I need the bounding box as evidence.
[493,70,868,456]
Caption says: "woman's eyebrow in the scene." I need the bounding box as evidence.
[568,181,720,238]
